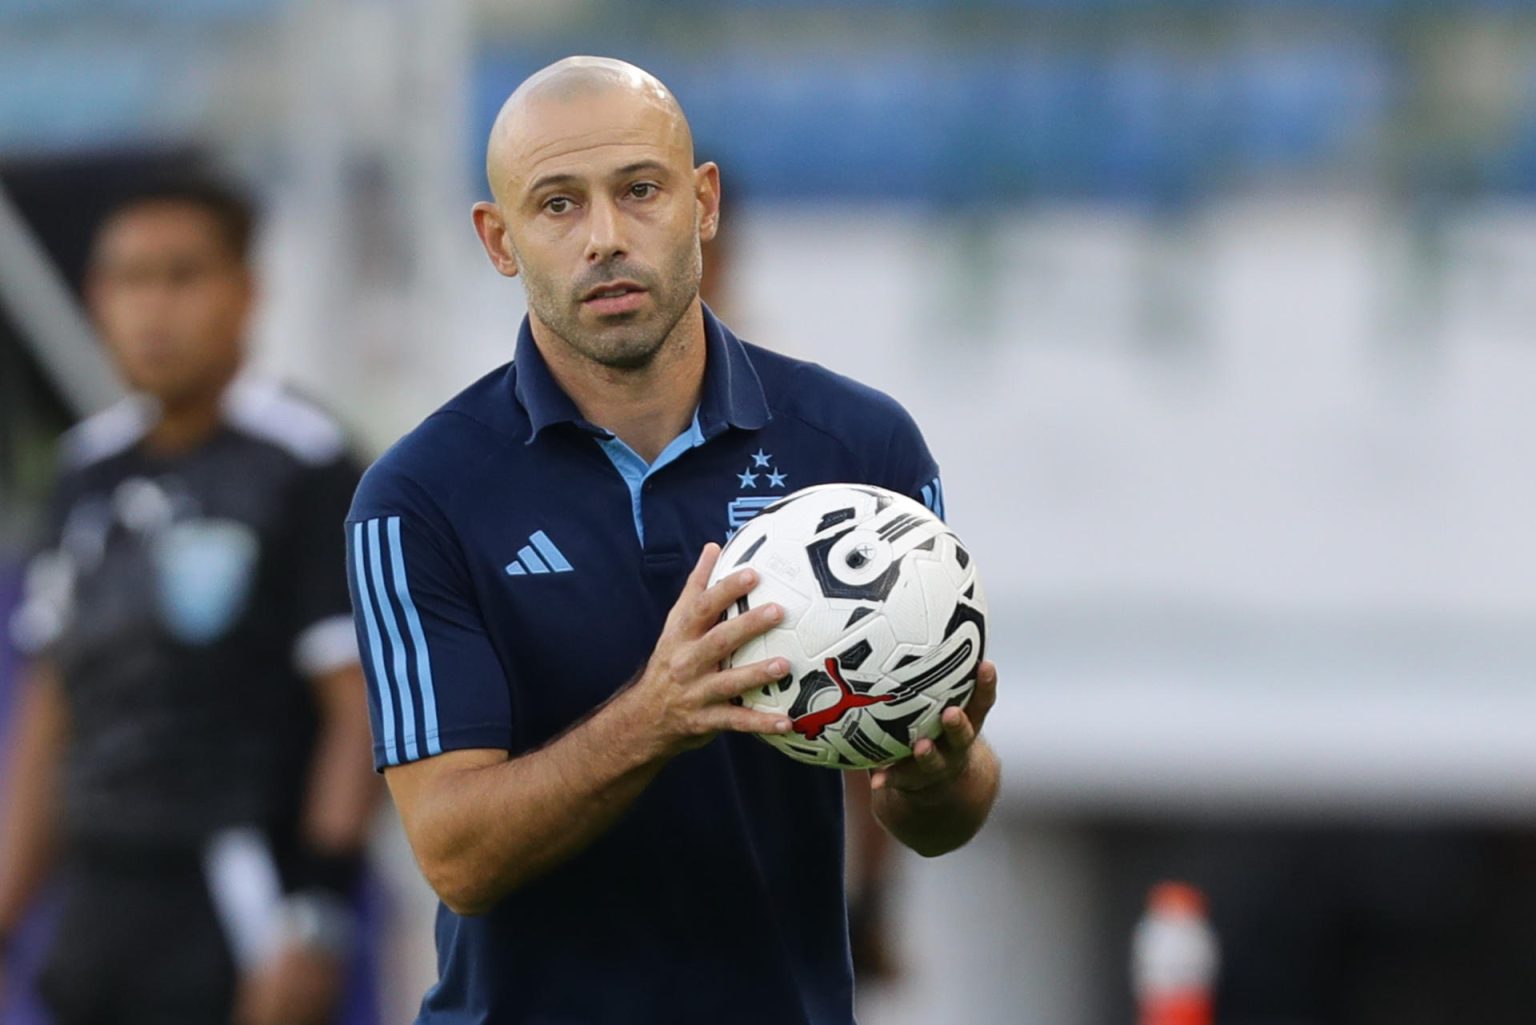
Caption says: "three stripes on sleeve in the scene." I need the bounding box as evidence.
[353,485,930,764]
[350,516,440,765]
[920,476,945,520]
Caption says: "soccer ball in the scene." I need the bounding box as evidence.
[709,483,987,769]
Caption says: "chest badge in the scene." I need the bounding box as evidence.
[505,530,574,576]
[153,518,260,644]
[726,449,791,539]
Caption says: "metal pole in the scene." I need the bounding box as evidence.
[0,180,120,417]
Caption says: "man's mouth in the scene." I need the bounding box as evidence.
[581,281,648,315]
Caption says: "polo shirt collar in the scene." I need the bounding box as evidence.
[513,303,770,444]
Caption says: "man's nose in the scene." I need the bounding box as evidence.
[584,196,627,264]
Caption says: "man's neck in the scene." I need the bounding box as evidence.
[533,301,707,464]
[143,370,237,458]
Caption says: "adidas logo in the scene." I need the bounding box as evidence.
[505,530,573,576]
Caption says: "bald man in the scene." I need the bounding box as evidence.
[345,57,1000,1024]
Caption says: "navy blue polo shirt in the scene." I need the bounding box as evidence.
[346,306,942,1025]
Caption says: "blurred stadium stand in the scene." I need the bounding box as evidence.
[474,43,1396,203]
[1,2,1534,200]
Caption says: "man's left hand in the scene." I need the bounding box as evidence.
[870,659,997,798]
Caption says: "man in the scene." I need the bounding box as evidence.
[0,178,379,1025]
[348,57,1001,1023]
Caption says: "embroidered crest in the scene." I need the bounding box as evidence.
[726,448,791,538]
[153,519,260,644]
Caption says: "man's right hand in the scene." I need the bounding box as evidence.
[618,542,793,760]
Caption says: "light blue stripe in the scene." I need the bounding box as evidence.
[505,561,526,576]
[923,476,945,521]
[528,530,572,572]
[352,521,398,765]
[368,518,418,762]
[387,517,441,757]
[649,412,706,475]
[518,545,550,574]
[595,411,706,545]
[596,437,647,544]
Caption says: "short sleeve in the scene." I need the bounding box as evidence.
[283,455,366,677]
[7,472,79,659]
[346,487,512,771]
[874,400,944,521]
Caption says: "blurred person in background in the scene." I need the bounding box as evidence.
[0,177,379,1025]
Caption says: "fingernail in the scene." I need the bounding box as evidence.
[741,569,757,585]
[766,604,783,622]
[770,658,788,673]
[776,719,791,733]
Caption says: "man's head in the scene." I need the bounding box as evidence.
[472,56,720,371]
[87,177,255,408]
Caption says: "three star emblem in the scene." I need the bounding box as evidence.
[739,450,788,490]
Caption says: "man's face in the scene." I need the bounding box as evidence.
[87,202,251,406]
[489,89,716,370]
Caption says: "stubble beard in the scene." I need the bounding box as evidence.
[520,236,703,373]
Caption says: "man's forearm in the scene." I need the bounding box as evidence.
[871,738,999,858]
[0,663,67,935]
[302,664,380,858]
[390,688,667,915]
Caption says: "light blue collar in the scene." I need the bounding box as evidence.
[595,411,707,545]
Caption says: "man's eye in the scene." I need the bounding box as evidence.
[545,197,572,214]
[630,183,657,199]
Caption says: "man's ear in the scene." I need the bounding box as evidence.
[695,162,721,244]
[471,202,520,278]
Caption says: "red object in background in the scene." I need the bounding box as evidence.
[1133,881,1219,1025]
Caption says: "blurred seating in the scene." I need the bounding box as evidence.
[0,0,282,23]
[656,0,1522,11]
[0,43,161,151]
[0,4,1533,203]
[473,43,1404,203]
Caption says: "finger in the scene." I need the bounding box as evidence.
[666,543,723,630]
[972,660,998,708]
[705,704,793,737]
[964,660,998,728]
[682,563,760,635]
[699,600,784,664]
[706,656,791,702]
[688,542,722,595]
[912,735,946,771]
[937,705,976,752]
[884,739,943,784]
[879,735,956,791]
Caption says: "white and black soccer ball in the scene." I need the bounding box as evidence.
[709,482,987,769]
